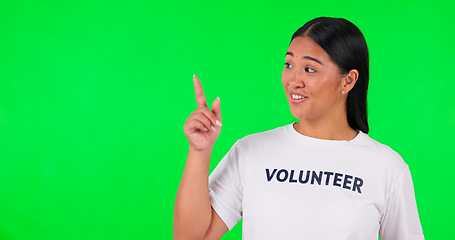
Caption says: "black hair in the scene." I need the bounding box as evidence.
[291,17,369,133]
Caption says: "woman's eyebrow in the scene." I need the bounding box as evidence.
[286,51,323,65]
[303,56,323,65]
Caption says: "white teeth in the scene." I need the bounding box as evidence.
[292,94,304,100]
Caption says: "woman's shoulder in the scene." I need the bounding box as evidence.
[359,133,409,171]
[237,124,290,144]
[229,124,292,152]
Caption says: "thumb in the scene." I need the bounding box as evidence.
[211,97,222,123]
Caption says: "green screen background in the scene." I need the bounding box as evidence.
[0,0,453,239]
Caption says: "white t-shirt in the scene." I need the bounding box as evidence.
[208,123,424,240]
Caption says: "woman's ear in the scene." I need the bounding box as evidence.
[342,69,359,94]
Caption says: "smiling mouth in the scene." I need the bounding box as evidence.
[289,93,308,103]
[292,94,304,100]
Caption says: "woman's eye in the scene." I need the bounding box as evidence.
[285,63,293,69]
[305,67,316,73]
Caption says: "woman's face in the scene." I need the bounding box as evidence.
[282,36,345,121]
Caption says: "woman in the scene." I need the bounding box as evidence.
[174,17,424,240]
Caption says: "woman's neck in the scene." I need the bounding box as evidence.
[294,111,358,141]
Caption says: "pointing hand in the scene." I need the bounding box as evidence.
[183,75,222,151]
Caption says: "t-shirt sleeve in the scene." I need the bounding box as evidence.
[379,166,425,240]
[208,141,243,230]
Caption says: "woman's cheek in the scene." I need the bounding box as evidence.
[282,70,292,83]
[281,72,289,85]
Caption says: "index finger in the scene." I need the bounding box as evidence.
[193,74,207,108]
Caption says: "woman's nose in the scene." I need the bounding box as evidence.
[289,73,305,88]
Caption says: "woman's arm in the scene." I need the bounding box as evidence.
[173,75,226,240]
[174,148,228,240]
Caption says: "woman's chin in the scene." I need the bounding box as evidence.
[291,114,301,120]
[290,110,307,120]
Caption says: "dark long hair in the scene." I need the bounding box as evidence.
[291,17,369,133]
